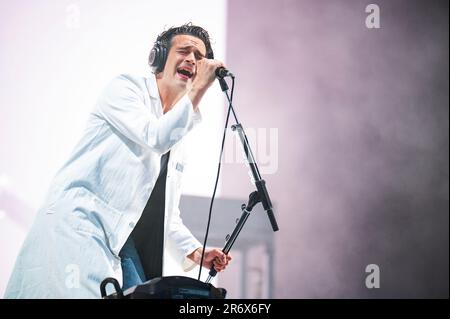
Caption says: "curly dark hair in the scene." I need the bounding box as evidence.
[156,22,214,59]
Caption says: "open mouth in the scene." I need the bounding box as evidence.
[177,67,194,80]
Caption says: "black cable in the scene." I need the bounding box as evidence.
[197,76,235,281]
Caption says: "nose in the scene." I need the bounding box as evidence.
[185,51,196,65]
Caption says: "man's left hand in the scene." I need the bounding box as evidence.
[188,247,232,272]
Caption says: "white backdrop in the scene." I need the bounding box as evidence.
[0,0,227,296]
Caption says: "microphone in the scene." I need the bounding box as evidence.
[215,67,234,79]
[215,67,233,92]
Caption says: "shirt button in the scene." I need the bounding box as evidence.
[129,221,135,228]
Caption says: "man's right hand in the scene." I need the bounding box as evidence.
[188,58,225,109]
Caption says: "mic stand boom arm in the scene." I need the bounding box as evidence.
[205,83,279,283]
[231,123,279,232]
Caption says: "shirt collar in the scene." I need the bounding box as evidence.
[145,73,163,117]
[146,73,161,100]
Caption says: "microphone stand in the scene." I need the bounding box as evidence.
[205,76,279,284]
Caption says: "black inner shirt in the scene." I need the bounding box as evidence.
[131,151,170,280]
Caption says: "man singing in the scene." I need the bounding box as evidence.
[5,23,231,298]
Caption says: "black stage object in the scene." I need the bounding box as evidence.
[100,276,226,299]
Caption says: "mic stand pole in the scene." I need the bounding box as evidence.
[205,191,261,283]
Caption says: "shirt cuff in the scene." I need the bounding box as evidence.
[182,93,202,127]
[181,244,203,272]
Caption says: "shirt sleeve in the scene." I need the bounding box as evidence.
[166,206,203,272]
[95,74,202,154]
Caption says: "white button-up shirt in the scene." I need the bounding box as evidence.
[5,74,203,298]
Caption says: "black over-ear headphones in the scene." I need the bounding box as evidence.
[149,36,169,74]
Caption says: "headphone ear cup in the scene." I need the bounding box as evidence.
[149,46,158,73]
[159,44,167,73]
[149,41,168,74]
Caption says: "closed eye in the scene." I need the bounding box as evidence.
[177,48,205,60]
